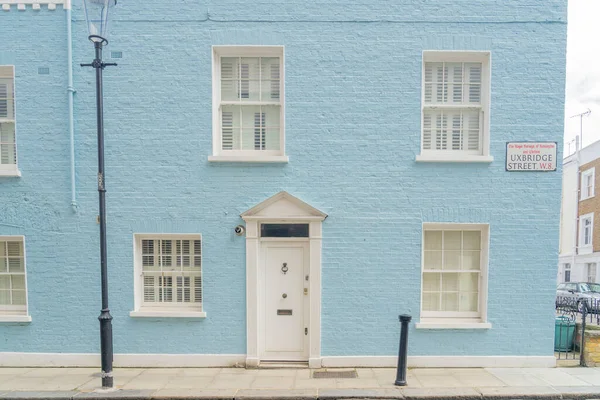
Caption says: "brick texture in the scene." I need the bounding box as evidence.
[0,0,567,358]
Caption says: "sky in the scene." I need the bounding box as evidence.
[564,0,600,156]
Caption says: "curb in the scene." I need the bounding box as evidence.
[1,388,600,400]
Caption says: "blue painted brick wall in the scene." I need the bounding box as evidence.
[0,0,567,357]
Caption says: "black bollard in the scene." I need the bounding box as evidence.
[395,314,412,386]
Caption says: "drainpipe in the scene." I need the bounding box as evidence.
[66,0,77,211]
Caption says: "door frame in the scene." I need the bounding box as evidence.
[241,192,326,368]
[259,239,309,361]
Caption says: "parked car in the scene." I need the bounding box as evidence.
[588,283,600,293]
[556,282,600,312]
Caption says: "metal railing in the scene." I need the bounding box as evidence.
[555,296,600,366]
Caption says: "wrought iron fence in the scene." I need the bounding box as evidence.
[555,296,600,366]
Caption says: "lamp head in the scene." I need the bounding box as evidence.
[83,0,117,44]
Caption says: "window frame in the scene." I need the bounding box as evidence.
[0,235,30,322]
[581,168,595,201]
[587,263,597,283]
[0,65,21,177]
[131,234,206,318]
[209,46,288,163]
[579,213,594,252]
[417,51,492,163]
[564,263,571,283]
[418,223,490,329]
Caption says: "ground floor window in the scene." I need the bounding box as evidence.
[0,237,28,317]
[134,235,202,313]
[586,263,597,283]
[564,263,571,282]
[421,224,489,322]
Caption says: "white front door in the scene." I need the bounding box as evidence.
[260,241,309,361]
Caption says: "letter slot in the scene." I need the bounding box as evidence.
[277,309,293,316]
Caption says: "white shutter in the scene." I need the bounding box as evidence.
[220,59,236,101]
[217,53,282,154]
[422,57,486,155]
[254,112,265,150]
[140,237,202,308]
[0,123,16,165]
[422,113,432,150]
[466,63,482,103]
[0,82,8,119]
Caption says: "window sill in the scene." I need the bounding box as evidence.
[0,315,32,323]
[416,320,491,330]
[0,167,22,177]
[208,155,289,163]
[580,196,595,202]
[129,310,207,319]
[416,155,494,163]
[579,246,593,255]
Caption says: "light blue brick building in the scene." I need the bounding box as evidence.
[0,0,566,368]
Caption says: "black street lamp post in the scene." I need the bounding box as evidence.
[81,0,117,389]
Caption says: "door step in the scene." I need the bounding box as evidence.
[258,361,309,369]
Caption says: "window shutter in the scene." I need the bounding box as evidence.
[139,237,202,309]
[254,112,265,150]
[270,63,280,100]
[144,275,156,302]
[0,82,8,119]
[466,63,482,103]
[194,276,202,303]
[240,63,249,99]
[221,60,235,101]
[423,113,432,150]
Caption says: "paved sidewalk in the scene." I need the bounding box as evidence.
[0,367,600,399]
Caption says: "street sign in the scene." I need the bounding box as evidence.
[505,142,557,172]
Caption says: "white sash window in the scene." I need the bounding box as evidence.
[421,224,489,325]
[0,66,19,176]
[210,46,287,163]
[0,237,29,320]
[131,235,204,318]
[418,52,492,163]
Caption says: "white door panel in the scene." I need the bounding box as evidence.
[260,242,309,360]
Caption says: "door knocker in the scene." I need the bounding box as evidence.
[281,262,288,274]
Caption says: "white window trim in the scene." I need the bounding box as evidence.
[210,46,287,163]
[131,234,206,318]
[417,51,492,163]
[581,168,595,201]
[579,213,594,254]
[0,65,21,177]
[0,235,30,323]
[419,223,490,328]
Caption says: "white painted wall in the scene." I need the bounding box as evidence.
[559,157,577,257]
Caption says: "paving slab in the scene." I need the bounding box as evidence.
[0,391,78,400]
[251,378,295,390]
[400,387,481,400]
[152,388,237,399]
[476,386,561,399]
[178,370,223,377]
[161,377,215,390]
[318,388,402,399]
[74,389,155,399]
[236,389,318,399]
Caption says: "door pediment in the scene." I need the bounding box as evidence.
[241,191,327,221]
